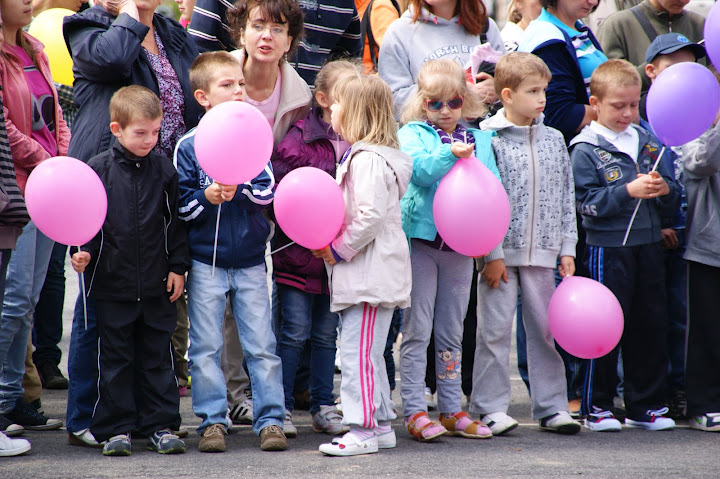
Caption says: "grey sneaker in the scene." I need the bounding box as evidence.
[198,424,226,453]
[312,405,349,435]
[283,410,297,438]
[229,398,253,425]
[260,425,287,451]
[103,434,132,456]
[147,429,186,454]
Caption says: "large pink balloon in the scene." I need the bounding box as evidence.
[548,276,624,359]
[274,167,345,249]
[25,156,107,246]
[432,157,510,256]
[194,101,274,185]
[705,2,720,68]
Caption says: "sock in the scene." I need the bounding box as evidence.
[348,425,375,441]
[375,421,392,434]
[442,412,472,431]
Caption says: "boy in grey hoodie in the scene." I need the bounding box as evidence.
[471,52,580,435]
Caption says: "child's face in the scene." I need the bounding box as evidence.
[422,94,464,134]
[646,48,696,83]
[110,116,162,158]
[330,101,343,137]
[590,84,641,133]
[175,0,197,22]
[1,0,33,31]
[501,74,548,126]
[242,8,292,66]
[198,64,246,110]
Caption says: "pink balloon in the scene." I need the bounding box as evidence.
[548,276,624,359]
[432,157,510,256]
[194,101,274,185]
[25,156,107,246]
[274,167,345,249]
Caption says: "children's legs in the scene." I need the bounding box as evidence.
[469,265,519,415]
[222,301,251,406]
[91,301,138,442]
[399,241,438,417]
[187,261,233,432]
[308,293,339,412]
[432,251,473,414]
[339,303,396,428]
[686,261,720,416]
[134,297,181,437]
[228,263,284,435]
[517,266,568,419]
[66,290,98,433]
[276,285,313,411]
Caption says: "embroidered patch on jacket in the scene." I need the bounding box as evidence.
[605,166,622,183]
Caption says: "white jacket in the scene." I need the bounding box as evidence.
[329,142,413,312]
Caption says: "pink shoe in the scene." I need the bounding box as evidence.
[440,411,492,439]
[405,411,446,442]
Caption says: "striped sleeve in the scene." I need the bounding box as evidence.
[0,90,29,230]
[187,0,236,52]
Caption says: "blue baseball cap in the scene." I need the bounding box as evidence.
[645,33,706,64]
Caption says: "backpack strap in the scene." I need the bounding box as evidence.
[480,16,489,44]
[630,5,658,43]
[362,0,401,71]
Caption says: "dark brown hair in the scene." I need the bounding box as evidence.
[227,0,304,60]
[408,0,488,37]
[110,85,163,128]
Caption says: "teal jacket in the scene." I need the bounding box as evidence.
[399,121,500,241]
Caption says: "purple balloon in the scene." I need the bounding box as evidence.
[647,62,720,146]
[706,2,720,68]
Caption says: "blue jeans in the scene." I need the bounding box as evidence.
[0,221,54,412]
[276,284,338,413]
[32,242,67,366]
[187,260,284,435]
[66,288,98,433]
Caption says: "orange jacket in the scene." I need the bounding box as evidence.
[356,0,400,74]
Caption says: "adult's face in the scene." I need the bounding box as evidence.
[649,0,690,16]
[553,0,598,23]
[241,6,292,66]
[134,0,161,13]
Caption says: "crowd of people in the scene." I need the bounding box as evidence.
[0,0,717,460]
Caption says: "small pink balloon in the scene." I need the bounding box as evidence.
[25,156,107,246]
[548,276,624,359]
[194,101,274,185]
[432,157,510,256]
[274,167,345,249]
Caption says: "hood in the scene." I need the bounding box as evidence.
[351,142,413,198]
[480,108,548,142]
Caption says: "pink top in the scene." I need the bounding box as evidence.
[246,68,282,128]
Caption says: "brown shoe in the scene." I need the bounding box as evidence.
[260,425,287,451]
[198,424,226,453]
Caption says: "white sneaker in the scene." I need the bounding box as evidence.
[0,431,30,457]
[425,387,437,411]
[540,411,581,434]
[229,398,253,425]
[625,407,675,431]
[69,428,104,448]
[312,405,349,435]
[689,412,720,432]
[283,410,297,438]
[375,428,396,449]
[319,432,378,456]
[481,412,518,436]
[584,407,622,432]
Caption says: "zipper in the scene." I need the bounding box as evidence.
[528,128,537,266]
[134,162,141,301]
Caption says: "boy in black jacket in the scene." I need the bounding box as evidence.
[72,86,190,456]
[570,60,679,433]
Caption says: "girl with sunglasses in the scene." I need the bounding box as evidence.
[396,58,500,442]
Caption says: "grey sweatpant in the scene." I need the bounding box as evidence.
[470,265,568,420]
[338,303,396,428]
[399,240,473,416]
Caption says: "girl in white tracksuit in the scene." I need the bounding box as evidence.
[311,74,412,457]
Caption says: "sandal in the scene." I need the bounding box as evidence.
[440,411,492,439]
[405,411,447,442]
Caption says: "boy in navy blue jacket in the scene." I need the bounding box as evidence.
[71,86,190,456]
[570,60,679,432]
[173,52,287,453]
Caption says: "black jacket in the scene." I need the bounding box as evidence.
[63,7,203,162]
[82,140,191,302]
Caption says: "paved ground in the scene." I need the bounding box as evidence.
[1,260,717,478]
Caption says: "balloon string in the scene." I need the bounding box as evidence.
[78,247,88,329]
[212,204,221,278]
[265,241,296,257]
[622,146,666,246]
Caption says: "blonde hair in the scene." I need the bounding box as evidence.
[494,52,551,97]
[333,75,399,148]
[190,51,243,93]
[590,59,641,101]
[401,59,486,124]
[314,59,362,95]
[109,86,162,128]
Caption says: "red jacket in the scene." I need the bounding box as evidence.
[0,32,71,195]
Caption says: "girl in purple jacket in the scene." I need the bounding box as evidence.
[272,60,360,437]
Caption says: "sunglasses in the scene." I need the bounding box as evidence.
[425,97,464,112]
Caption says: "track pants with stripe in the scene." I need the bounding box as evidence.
[91,297,181,442]
[582,243,669,419]
[338,303,396,428]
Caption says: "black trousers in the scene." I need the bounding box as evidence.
[582,242,669,419]
[686,261,720,416]
[90,296,180,442]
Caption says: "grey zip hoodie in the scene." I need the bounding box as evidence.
[683,121,720,268]
[378,6,504,118]
[480,109,577,268]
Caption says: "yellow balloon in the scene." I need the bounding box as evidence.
[28,8,76,87]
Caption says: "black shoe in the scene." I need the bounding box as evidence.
[5,398,63,430]
[668,390,688,420]
[36,361,69,390]
[0,414,24,437]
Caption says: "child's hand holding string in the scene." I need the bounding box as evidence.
[71,252,91,274]
[204,181,238,205]
[311,246,337,265]
[451,142,474,159]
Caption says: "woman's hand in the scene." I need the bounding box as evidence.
[96,0,139,19]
